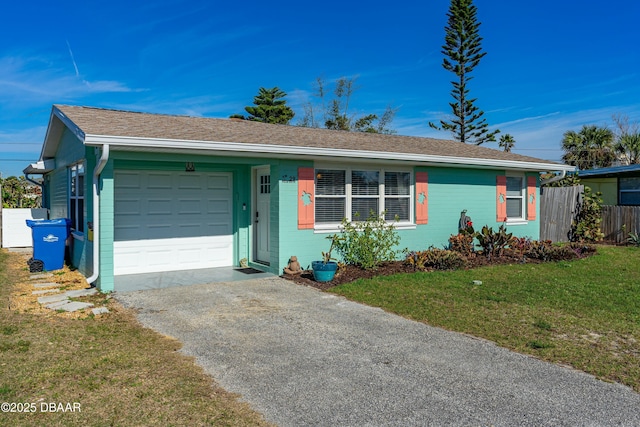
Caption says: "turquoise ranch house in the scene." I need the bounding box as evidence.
[24,105,574,292]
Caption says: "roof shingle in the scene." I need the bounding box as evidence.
[55,104,563,166]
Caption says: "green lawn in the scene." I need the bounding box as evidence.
[330,245,640,392]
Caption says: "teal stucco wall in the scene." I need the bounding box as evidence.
[277,165,541,271]
[44,127,93,277]
[47,136,542,288]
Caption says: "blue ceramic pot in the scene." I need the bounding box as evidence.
[311,261,338,282]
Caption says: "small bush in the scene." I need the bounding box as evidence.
[627,232,640,247]
[476,224,514,259]
[570,187,604,242]
[449,233,475,257]
[333,211,400,270]
[405,248,467,271]
[522,241,595,262]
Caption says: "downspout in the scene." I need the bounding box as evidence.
[540,169,568,186]
[24,173,42,188]
[86,144,110,286]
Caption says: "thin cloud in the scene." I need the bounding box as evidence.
[0,54,144,103]
[66,40,80,77]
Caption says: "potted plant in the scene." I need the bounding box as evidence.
[311,234,340,282]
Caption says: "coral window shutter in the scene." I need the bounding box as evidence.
[415,172,428,224]
[496,176,507,222]
[527,176,537,220]
[298,167,315,229]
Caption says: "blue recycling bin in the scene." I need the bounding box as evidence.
[26,218,71,271]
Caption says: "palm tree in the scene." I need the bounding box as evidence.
[498,134,515,152]
[561,125,615,170]
[615,132,640,165]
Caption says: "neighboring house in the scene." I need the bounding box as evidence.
[579,165,640,206]
[24,105,573,292]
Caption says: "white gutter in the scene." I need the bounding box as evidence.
[24,173,42,188]
[85,144,110,287]
[84,134,576,173]
[540,169,569,186]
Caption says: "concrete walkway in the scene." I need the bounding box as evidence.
[116,277,640,427]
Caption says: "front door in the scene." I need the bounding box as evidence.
[254,167,271,264]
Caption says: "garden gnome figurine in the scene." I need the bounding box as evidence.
[283,256,302,275]
[458,209,472,232]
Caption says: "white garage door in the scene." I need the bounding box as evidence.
[113,170,233,275]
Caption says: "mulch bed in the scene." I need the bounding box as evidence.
[282,249,593,291]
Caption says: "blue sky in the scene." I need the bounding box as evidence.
[1,0,638,177]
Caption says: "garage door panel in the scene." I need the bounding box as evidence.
[147,173,172,188]
[114,236,233,275]
[177,174,201,189]
[177,199,202,214]
[115,198,141,215]
[114,171,233,275]
[117,172,142,188]
[148,199,173,214]
[208,175,231,189]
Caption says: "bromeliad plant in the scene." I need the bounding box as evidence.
[449,221,477,257]
[476,224,515,259]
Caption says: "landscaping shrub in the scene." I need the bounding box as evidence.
[570,187,604,242]
[333,211,400,270]
[626,232,640,247]
[476,224,514,259]
[449,232,476,257]
[521,240,595,262]
[405,248,467,271]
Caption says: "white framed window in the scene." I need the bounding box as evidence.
[69,163,85,233]
[619,177,640,205]
[506,175,525,221]
[315,167,412,226]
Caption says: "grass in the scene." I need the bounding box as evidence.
[0,249,271,427]
[330,245,640,392]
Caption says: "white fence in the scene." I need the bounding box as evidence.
[1,208,49,248]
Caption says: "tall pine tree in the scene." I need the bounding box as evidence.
[231,87,295,125]
[430,0,499,145]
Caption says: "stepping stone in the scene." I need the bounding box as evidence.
[45,300,72,310]
[30,273,53,280]
[65,288,98,298]
[38,294,69,304]
[92,307,110,315]
[33,282,59,289]
[32,289,60,295]
[57,301,94,312]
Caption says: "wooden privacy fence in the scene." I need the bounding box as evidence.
[540,185,583,242]
[540,185,640,243]
[600,206,640,243]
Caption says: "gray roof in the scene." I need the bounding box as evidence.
[49,104,571,171]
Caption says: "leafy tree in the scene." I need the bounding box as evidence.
[498,133,515,152]
[429,0,499,145]
[299,76,396,134]
[231,87,295,125]
[541,172,581,188]
[561,125,615,170]
[1,176,41,208]
[612,114,640,165]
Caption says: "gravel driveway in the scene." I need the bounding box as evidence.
[116,277,640,426]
